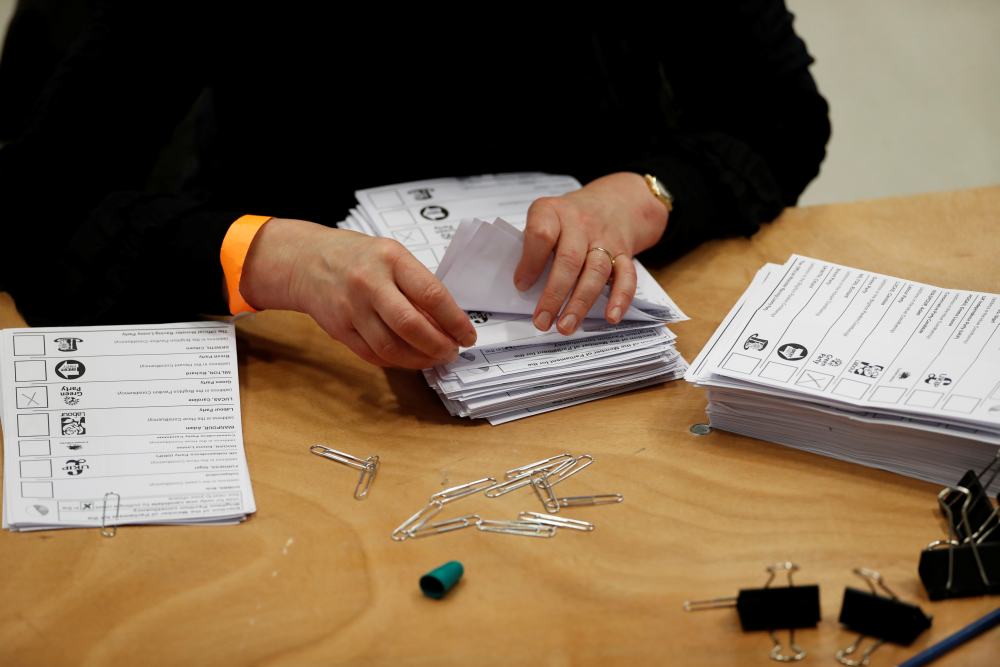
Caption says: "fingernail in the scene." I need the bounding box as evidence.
[609,306,622,323]
[460,332,477,348]
[558,313,578,333]
[534,311,553,331]
[515,278,531,291]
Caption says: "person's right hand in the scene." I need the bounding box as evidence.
[239,218,476,368]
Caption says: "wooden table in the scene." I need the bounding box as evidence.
[2,188,999,666]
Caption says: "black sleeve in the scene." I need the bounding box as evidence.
[0,2,238,325]
[621,0,831,261]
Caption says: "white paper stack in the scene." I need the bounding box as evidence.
[0,322,256,531]
[686,255,1000,493]
[339,174,688,424]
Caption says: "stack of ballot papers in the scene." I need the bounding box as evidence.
[686,255,1000,493]
[339,174,689,424]
[0,322,256,531]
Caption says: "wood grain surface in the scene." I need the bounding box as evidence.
[1,188,999,666]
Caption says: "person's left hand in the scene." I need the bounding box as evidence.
[513,172,670,335]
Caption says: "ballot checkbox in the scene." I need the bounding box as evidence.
[21,481,54,499]
[16,386,48,409]
[17,413,50,437]
[13,334,45,356]
[722,353,759,374]
[759,362,796,382]
[870,386,906,403]
[796,370,833,391]
[392,227,429,246]
[907,390,942,408]
[19,440,51,457]
[14,359,47,382]
[833,378,869,399]
[943,395,979,413]
[20,459,53,479]
[369,189,404,209]
[380,209,415,228]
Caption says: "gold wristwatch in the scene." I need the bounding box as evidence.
[643,173,674,214]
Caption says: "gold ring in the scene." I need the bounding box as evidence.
[588,246,615,269]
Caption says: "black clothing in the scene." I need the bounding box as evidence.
[0,2,830,326]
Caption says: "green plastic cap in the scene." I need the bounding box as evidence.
[420,560,464,599]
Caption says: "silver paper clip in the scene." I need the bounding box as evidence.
[547,454,595,487]
[555,493,624,507]
[484,471,535,498]
[410,514,481,539]
[485,454,594,497]
[430,477,497,504]
[391,500,444,541]
[531,471,561,513]
[503,453,572,479]
[519,511,594,532]
[310,444,378,500]
[476,519,556,538]
[101,492,120,538]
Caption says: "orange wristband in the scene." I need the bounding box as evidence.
[220,214,272,315]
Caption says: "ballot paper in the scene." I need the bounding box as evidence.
[339,174,689,423]
[686,255,1000,492]
[0,322,256,531]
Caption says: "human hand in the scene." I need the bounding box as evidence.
[240,218,476,368]
[513,172,669,334]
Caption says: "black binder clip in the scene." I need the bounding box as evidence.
[684,562,821,662]
[836,568,932,665]
[918,452,1000,600]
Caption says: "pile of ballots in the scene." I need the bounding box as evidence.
[686,255,1000,493]
[339,174,688,424]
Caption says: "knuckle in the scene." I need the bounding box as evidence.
[567,295,592,312]
[373,337,400,361]
[391,309,422,337]
[345,267,370,292]
[419,280,447,307]
[374,238,404,263]
[525,220,559,247]
[539,288,566,310]
[585,258,611,276]
[527,196,556,216]
[554,249,584,272]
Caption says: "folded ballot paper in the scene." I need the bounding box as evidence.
[686,255,1000,493]
[0,322,256,531]
[339,174,688,424]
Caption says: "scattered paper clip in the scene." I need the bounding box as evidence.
[310,444,379,500]
[390,452,620,542]
[101,491,120,538]
[431,477,497,504]
[410,514,481,539]
[519,511,594,532]
[476,519,556,538]
[504,453,572,479]
[547,454,595,487]
[484,472,535,498]
[531,471,561,513]
[391,500,444,541]
[485,454,594,498]
[555,494,624,508]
